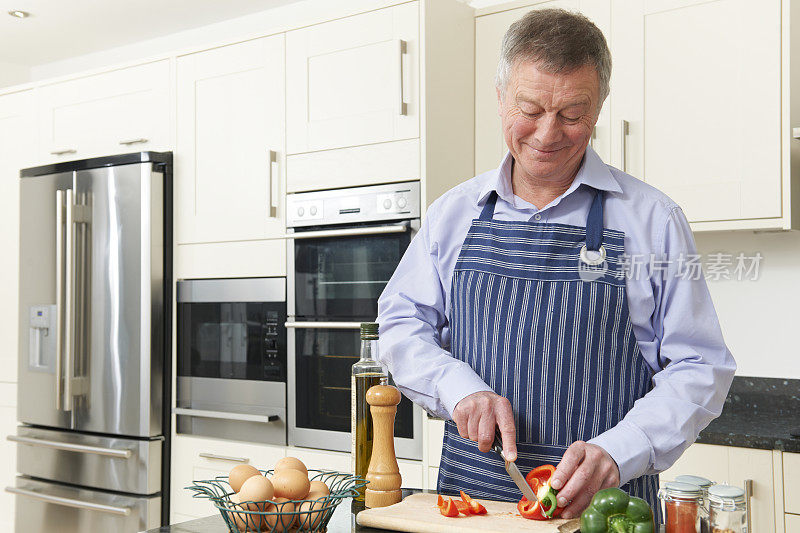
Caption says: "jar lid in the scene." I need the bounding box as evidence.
[675,475,714,489]
[708,484,746,506]
[662,481,703,499]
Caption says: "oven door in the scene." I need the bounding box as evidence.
[286,221,422,460]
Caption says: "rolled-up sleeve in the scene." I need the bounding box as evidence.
[377,208,493,420]
[589,207,736,485]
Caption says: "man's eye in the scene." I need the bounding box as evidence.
[561,115,581,123]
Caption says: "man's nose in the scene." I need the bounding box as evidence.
[533,113,563,147]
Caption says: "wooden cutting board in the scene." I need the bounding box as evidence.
[356,493,580,532]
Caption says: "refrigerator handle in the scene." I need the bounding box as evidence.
[64,190,75,411]
[5,486,131,516]
[55,191,65,411]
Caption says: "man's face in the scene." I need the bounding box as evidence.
[497,60,600,183]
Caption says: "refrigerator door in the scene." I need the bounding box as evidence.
[71,163,164,437]
[18,171,75,429]
[7,477,160,533]
[13,426,162,494]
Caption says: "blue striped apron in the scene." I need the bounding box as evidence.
[437,189,661,521]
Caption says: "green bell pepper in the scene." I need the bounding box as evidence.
[580,488,655,533]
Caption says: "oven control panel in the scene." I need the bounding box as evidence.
[286,181,421,228]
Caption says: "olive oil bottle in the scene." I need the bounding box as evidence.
[351,322,387,501]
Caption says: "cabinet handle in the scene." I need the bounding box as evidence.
[792,127,800,139]
[396,39,407,116]
[118,138,148,145]
[268,150,278,218]
[50,148,76,156]
[620,119,630,173]
[744,478,753,533]
[199,453,249,464]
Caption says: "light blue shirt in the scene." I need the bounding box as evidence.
[376,147,736,486]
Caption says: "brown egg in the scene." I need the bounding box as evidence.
[274,456,308,476]
[238,474,275,505]
[265,498,296,532]
[307,480,330,497]
[271,468,310,500]
[297,497,327,530]
[229,464,261,493]
[228,496,260,532]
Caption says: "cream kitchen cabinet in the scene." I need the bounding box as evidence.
[285,0,474,207]
[659,443,779,533]
[170,434,286,520]
[474,0,612,176]
[286,2,419,156]
[175,36,286,277]
[36,60,170,164]
[611,0,798,230]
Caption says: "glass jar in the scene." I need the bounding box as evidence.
[659,481,703,533]
[708,485,747,533]
[676,475,715,533]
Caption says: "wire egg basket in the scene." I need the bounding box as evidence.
[186,469,367,532]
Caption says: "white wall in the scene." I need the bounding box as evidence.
[695,231,800,379]
[0,61,30,88]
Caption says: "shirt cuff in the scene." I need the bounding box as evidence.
[436,364,494,419]
[588,420,654,486]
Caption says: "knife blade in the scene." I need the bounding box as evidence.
[490,430,538,503]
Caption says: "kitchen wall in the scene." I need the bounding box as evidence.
[0,60,29,87]
[26,0,800,380]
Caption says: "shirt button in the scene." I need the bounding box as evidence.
[534,214,542,221]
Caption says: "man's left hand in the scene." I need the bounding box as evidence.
[549,441,620,519]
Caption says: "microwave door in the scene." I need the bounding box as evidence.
[18,171,76,429]
[71,163,164,437]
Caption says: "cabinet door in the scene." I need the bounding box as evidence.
[37,61,170,162]
[660,443,776,532]
[474,1,612,175]
[286,2,419,154]
[176,37,285,244]
[611,0,781,223]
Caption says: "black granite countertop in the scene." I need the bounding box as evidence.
[694,376,800,453]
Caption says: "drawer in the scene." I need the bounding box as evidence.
[786,514,800,531]
[784,452,800,514]
[13,426,161,494]
[8,476,160,533]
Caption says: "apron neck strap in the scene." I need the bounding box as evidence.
[478,191,499,221]
[585,189,605,251]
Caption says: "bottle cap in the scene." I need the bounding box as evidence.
[360,322,379,339]
[660,481,703,501]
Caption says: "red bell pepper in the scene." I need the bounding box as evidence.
[517,464,563,520]
[459,491,488,515]
[437,495,460,517]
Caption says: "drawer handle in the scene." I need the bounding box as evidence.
[50,148,77,156]
[199,453,249,463]
[119,138,149,145]
[7,435,132,459]
[5,486,131,516]
[173,407,280,424]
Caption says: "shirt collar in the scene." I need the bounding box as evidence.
[477,145,623,207]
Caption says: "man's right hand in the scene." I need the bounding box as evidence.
[452,391,518,461]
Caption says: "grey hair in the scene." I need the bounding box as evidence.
[495,8,612,109]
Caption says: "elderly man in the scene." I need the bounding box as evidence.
[377,8,735,520]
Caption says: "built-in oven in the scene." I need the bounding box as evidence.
[286,182,423,460]
[175,277,287,444]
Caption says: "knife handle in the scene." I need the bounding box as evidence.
[491,428,505,457]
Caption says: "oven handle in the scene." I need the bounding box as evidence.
[284,222,409,240]
[173,407,281,423]
[285,321,362,330]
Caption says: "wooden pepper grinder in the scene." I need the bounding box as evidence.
[364,384,403,508]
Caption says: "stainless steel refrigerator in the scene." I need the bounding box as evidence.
[7,152,172,532]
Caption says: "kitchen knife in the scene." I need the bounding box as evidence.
[490,431,539,503]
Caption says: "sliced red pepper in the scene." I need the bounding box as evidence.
[454,499,471,515]
[517,464,563,520]
[459,491,487,515]
[437,494,444,507]
[438,497,459,517]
